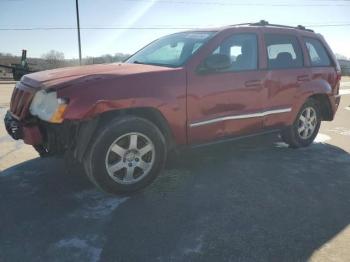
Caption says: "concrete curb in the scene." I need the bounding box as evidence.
[0,81,17,85]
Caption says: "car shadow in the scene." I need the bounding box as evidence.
[1,134,350,261]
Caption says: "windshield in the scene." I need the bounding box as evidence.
[126,31,216,67]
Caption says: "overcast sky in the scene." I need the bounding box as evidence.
[0,0,349,59]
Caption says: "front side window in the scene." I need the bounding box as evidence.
[209,33,258,72]
[126,31,215,67]
[265,34,303,69]
[304,37,331,66]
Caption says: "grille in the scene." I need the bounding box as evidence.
[9,83,35,120]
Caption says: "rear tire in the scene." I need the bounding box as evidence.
[84,116,167,194]
[281,99,321,148]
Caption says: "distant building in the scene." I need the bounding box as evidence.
[338,59,350,76]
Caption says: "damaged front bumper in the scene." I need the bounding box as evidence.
[4,110,99,160]
[4,111,43,145]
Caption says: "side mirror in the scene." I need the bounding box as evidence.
[198,54,231,74]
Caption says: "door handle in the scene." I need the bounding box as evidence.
[297,75,310,82]
[244,80,262,88]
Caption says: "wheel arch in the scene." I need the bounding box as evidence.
[289,79,334,125]
[308,93,333,121]
[99,107,175,148]
[74,107,176,162]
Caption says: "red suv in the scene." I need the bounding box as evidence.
[5,21,341,194]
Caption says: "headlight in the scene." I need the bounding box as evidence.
[29,90,68,123]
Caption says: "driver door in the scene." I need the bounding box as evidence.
[187,33,267,144]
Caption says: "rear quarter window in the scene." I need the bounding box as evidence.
[265,34,304,69]
[304,37,331,67]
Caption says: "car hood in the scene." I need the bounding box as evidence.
[21,63,178,90]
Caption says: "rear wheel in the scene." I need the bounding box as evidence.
[281,99,321,148]
[84,116,167,194]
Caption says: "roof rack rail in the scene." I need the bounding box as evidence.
[228,23,252,27]
[254,20,314,32]
[231,20,314,32]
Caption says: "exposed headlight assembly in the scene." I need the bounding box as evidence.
[29,90,68,123]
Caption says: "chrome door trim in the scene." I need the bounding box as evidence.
[190,108,292,128]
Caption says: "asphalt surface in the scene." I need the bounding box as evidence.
[0,81,350,262]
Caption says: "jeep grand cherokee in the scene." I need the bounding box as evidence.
[5,21,341,194]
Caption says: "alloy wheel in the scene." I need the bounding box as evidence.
[105,132,155,184]
[297,107,317,139]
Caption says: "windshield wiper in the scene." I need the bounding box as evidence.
[132,61,176,68]
[133,61,147,65]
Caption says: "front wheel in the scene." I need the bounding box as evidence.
[84,116,167,194]
[281,99,321,148]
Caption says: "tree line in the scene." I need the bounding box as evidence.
[0,50,130,72]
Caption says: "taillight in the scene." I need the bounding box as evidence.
[336,70,342,84]
[333,70,342,95]
[334,58,342,84]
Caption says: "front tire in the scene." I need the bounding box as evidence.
[84,116,167,194]
[281,99,321,148]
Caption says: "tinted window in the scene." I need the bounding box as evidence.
[265,34,303,69]
[210,34,258,71]
[304,37,331,66]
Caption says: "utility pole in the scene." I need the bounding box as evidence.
[75,0,82,65]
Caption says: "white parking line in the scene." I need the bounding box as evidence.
[314,133,331,143]
[341,82,350,88]
[328,127,350,136]
[339,89,350,95]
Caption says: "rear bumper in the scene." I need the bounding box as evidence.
[4,111,43,145]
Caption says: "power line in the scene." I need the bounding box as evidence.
[2,0,350,4]
[122,0,350,6]
[2,22,350,28]
[310,23,350,27]
[0,27,198,30]
[1,24,350,31]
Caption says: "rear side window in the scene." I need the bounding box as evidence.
[265,34,303,69]
[304,37,331,66]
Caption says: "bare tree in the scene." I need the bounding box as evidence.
[335,53,348,60]
[41,50,65,69]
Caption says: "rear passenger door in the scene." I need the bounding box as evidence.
[263,33,310,128]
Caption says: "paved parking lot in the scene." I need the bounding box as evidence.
[1,80,350,262]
